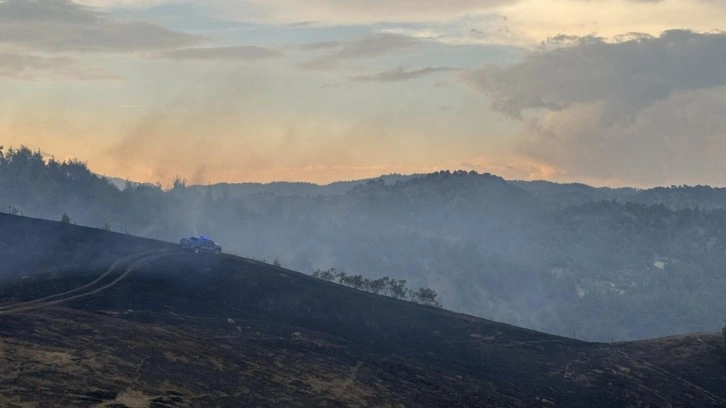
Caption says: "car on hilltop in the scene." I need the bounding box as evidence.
[180,236,222,254]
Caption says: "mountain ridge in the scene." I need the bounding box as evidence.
[3,150,726,341]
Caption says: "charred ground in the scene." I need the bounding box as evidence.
[0,213,724,407]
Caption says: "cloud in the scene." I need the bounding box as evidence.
[329,0,726,48]
[350,66,457,83]
[0,0,203,53]
[75,0,176,8]
[299,33,423,70]
[159,46,283,61]
[0,52,118,80]
[72,1,726,47]
[299,41,342,51]
[461,30,726,117]
[460,30,726,185]
[496,0,726,46]
[514,88,726,185]
[208,0,517,25]
[0,0,98,23]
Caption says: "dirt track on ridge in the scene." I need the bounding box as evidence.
[0,249,178,315]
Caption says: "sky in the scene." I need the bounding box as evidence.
[2,0,726,186]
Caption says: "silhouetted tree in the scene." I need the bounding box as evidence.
[367,278,386,294]
[348,274,365,290]
[171,175,186,191]
[388,279,408,299]
[412,287,441,308]
[60,213,71,223]
[312,268,338,282]
[336,270,348,284]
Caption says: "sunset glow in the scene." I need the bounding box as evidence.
[3,0,726,186]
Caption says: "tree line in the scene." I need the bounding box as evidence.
[312,267,441,308]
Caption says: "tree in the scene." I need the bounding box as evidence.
[413,287,442,308]
[367,278,386,294]
[312,268,338,282]
[101,223,111,231]
[348,274,365,290]
[388,279,408,299]
[171,175,186,191]
[337,270,348,284]
[60,213,71,224]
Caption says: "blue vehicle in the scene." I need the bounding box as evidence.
[180,235,222,254]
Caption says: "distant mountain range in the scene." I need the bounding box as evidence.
[105,173,726,211]
[0,148,722,341]
[103,173,420,196]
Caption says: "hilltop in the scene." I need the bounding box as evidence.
[0,213,725,407]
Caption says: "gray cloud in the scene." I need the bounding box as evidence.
[299,41,342,51]
[461,30,726,118]
[0,52,118,80]
[216,0,519,25]
[0,0,203,53]
[160,46,283,61]
[351,66,457,83]
[299,33,423,70]
[514,87,726,185]
[459,30,726,185]
[0,0,98,24]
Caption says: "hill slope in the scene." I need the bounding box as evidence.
[0,213,724,407]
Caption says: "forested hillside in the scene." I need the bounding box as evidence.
[2,145,725,341]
